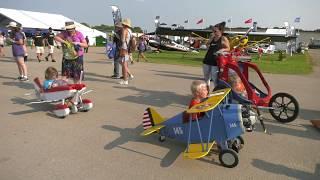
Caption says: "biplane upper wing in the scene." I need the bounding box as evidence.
[183,141,215,159]
[186,88,231,114]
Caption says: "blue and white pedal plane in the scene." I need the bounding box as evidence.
[141,88,259,168]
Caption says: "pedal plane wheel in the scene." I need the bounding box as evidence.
[219,149,239,168]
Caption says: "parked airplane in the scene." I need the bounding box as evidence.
[154,26,297,43]
[148,36,198,53]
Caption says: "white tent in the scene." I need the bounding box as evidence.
[0,8,106,46]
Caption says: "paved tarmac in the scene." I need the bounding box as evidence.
[0,47,319,180]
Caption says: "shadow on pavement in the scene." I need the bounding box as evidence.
[252,159,320,180]
[252,118,320,141]
[151,70,201,81]
[9,96,53,116]
[299,108,320,121]
[102,124,184,167]
[2,81,34,90]
[115,86,189,107]
[0,74,17,80]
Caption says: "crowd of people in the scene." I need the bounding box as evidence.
[2,19,247,115]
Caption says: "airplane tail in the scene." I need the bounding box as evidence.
[142,107,165,129]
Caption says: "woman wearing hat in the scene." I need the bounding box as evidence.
[7,22,28,81]
[55,21,88,83]
[119,18,134,85]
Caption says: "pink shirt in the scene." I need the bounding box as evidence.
[62,31,85,56]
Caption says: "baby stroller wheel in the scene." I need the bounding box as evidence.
[219,149,239,168]
[269,92,299,123]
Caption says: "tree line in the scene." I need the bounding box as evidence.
[81,22,143,33]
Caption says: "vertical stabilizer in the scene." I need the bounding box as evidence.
[142,107,165,129]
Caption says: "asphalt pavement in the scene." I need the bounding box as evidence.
[0,47,319,180]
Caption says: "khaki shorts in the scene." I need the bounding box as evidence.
[48,45,54,54]
[36,46,44,54]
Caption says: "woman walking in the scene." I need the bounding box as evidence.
[7,22,28,81]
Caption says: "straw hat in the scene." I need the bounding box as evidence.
[7,21,18,28]
[65,21,76,30]
[121,18,132,28]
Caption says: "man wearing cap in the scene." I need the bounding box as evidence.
[6,21,28,81]
[45,27,56,62]
[33,29,45,62]
[54,21,88,83]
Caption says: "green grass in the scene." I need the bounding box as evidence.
[249,53,312,74]
[133,50,313,75]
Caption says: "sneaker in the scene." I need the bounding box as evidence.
[52,59,56,62]
[17,76,23,80]
[111,75,121,79]
[129,74,134,80]
[45,57,49,61]
[20,77,29,81]
[119,80,128,85]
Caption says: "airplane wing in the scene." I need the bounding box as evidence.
[153,27,296,43]
[155,27,212,39]
[140,124,165,136]
[183,141,215,159]
[186,88,231,114]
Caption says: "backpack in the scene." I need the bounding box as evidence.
[107,43,116,59]
[127,31,137,53]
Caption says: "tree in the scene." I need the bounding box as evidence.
[132,26,143,33]
[80,22,91,28]
[79,23,144,33]
[92,24,114,32]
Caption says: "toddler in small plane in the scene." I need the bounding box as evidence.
[43,66,68,90]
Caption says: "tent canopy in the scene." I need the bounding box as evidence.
[0,8,106,45]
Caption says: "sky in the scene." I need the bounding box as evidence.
[1,0,319,31]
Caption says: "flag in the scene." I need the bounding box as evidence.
[196,18,203,24]
[110,5,122,25]
[294,17,301,23]
[244,18,252,24]
[184,20,188,23]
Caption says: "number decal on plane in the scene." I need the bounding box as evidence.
[173,127,183,135]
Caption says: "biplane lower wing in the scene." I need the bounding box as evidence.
[184,142,215,159]
[140,125,165,136]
